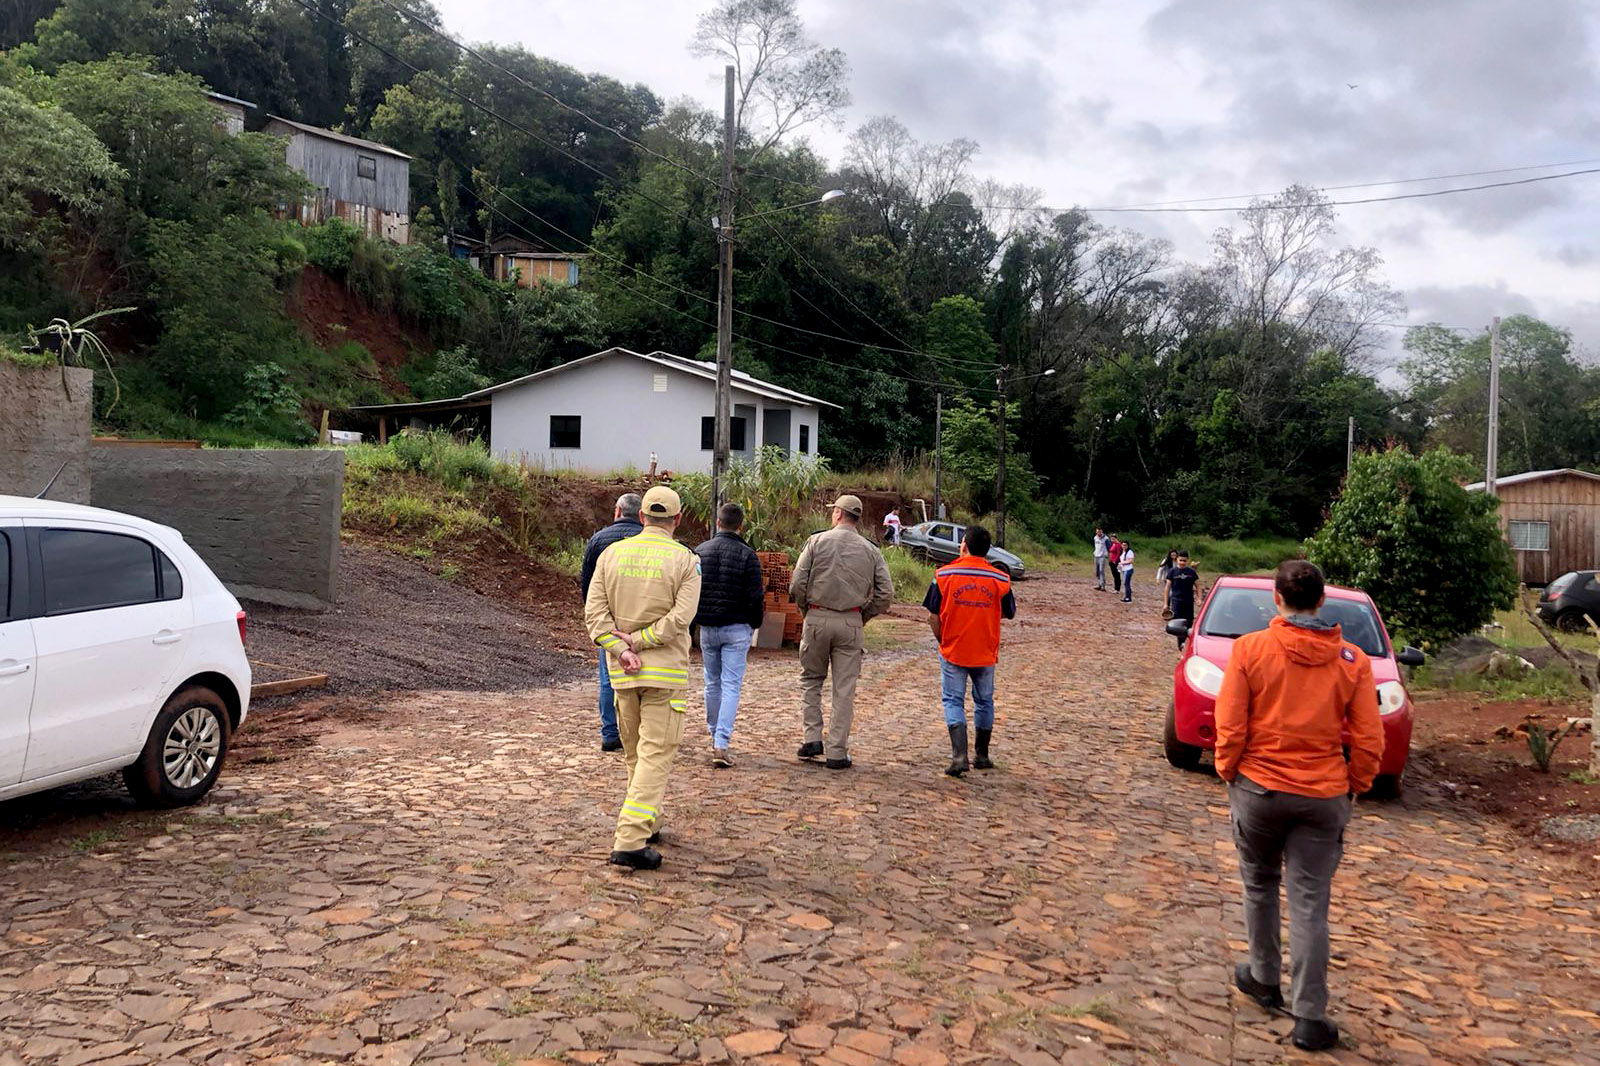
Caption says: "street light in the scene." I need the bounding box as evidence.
[995,366,1055,548]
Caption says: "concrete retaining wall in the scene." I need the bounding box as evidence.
[0,363,94,504]
[91,448,345,610]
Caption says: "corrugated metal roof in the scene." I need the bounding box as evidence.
[1463,468,1600,492]
[264,116,412,160]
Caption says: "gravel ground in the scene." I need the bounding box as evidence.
[243,542,581,693]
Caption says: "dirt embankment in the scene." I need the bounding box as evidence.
[286,266,431,373]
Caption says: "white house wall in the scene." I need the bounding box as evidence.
[487,355,819,474]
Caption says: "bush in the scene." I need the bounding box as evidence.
[677,447,832,552]
[386,430,511,491]
[1306,446,1518,650]
[883,546,935,604]
[305,218,359,274]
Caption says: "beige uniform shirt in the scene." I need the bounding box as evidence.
[585,525,702,690]
[790,526,895,622]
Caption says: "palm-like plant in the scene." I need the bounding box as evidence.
[24,306,134,410]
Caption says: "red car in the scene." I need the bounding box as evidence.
[1164,575,1423,797]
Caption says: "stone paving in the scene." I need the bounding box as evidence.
[1,574,1597,1066]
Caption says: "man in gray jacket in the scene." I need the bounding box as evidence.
[790,495,895,769]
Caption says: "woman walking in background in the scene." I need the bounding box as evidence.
[1120,542,1136,603]
[1157,550,1178,615]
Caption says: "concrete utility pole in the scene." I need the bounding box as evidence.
[712,64,736,510]
[1346,416,1355,471]
[933,388,943,521]
[994,366,1007,547]
[1486,314,1502,496]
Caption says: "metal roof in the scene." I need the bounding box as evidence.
[264,116,412,160]
[1463,468,1600,492]
[206,90,258,110]
[453,348,841,409]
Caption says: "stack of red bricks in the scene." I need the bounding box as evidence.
[757,551,804,644]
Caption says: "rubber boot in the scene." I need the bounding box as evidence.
[973,727,994,770]
[945,723,969,777]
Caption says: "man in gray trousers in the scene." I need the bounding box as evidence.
[1213,560,1384,1052]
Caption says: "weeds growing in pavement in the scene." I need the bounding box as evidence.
[70,827,123,851]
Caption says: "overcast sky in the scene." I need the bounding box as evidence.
[434,0,1600,365]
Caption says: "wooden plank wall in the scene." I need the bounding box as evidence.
[1495,473,1600,584]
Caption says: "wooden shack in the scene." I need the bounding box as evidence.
[265,116,411,243]
[1467,468,1600,585]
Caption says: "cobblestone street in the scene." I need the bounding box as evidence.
[1,573,1596,1066]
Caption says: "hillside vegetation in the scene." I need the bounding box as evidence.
[8,0,1600,551]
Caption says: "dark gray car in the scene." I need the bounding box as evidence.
[898,521,1026,579]
[1536,570,1600,631]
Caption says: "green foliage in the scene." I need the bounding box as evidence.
[383,430,517,492]
[417,344,492,400]
[1305,446,1518,650]
[1527,721,1580,772]
[305,219,360,274]
[224,363,311,442]
[883,546,936,604]
[677,446,833,552]
[939,396,1036,516]
[0,85,122,253]
[1412,660,1586,703]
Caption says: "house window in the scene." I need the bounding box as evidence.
[701,416,747,451]
[1508,520,1550,551]
[549,415,582,449]
[356,154,377,180]
[653,374,668,393]
[800,425,810,454]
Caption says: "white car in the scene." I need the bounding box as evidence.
[0,495,251,807]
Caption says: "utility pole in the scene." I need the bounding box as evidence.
[933,388,943,521]
[1486,314,1502,496]
[1346,416,1355,471]
[712,64,736,510]
[994,366,1007,547]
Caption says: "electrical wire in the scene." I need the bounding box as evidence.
[366,0,725,192]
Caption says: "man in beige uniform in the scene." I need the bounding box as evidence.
[790,495,895,769]
[585,486,702,870]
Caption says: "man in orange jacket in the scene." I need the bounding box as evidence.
[1214,560,1383,1053]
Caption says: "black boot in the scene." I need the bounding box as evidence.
[608,846,662,870]
[945,723,969,777]
[973,727,993,770]
[1292,1018,1339,1051]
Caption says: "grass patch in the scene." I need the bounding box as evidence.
[1412,660,1588,701]
[884,546,935,603]
[344,490,491,540]
[549,536,586,578]
[70,827,124,851]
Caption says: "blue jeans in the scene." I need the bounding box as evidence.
[1122,568,1133,602]
[598,653,619,744]
[940,658,996,730]
[701,623,754,749]
[1094,556,1107,587]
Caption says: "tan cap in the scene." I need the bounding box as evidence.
[641,485,682,518]
[831,494,863,518]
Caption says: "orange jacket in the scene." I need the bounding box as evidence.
[1214,615,1384,798]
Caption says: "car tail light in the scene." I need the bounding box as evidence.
[1377,680,1408,715]
[1183,656,1226,697]
[237,610,248,647]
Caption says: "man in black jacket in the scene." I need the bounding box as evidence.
[694,503,765,768]
[580,493,643,752]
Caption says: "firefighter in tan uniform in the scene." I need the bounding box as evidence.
[789,495,895,768]
[585,486,702,870]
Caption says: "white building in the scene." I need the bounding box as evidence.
[356,348,839,474]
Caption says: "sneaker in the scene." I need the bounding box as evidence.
[797,741,824,759]
[1233,963,1284,1011]
[608,846,662,870]
[1292,1018,1339,1051]
[825,757,853,770]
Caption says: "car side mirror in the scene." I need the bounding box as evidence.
[1396,645,1425,667]
[1165,617,1192,638]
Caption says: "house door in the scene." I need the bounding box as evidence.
[763,409,791,455]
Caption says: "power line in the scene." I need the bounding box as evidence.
[366,0,724,193]
[286,0,703,232]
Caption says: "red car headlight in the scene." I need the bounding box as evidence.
[1183,656,1225,697]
